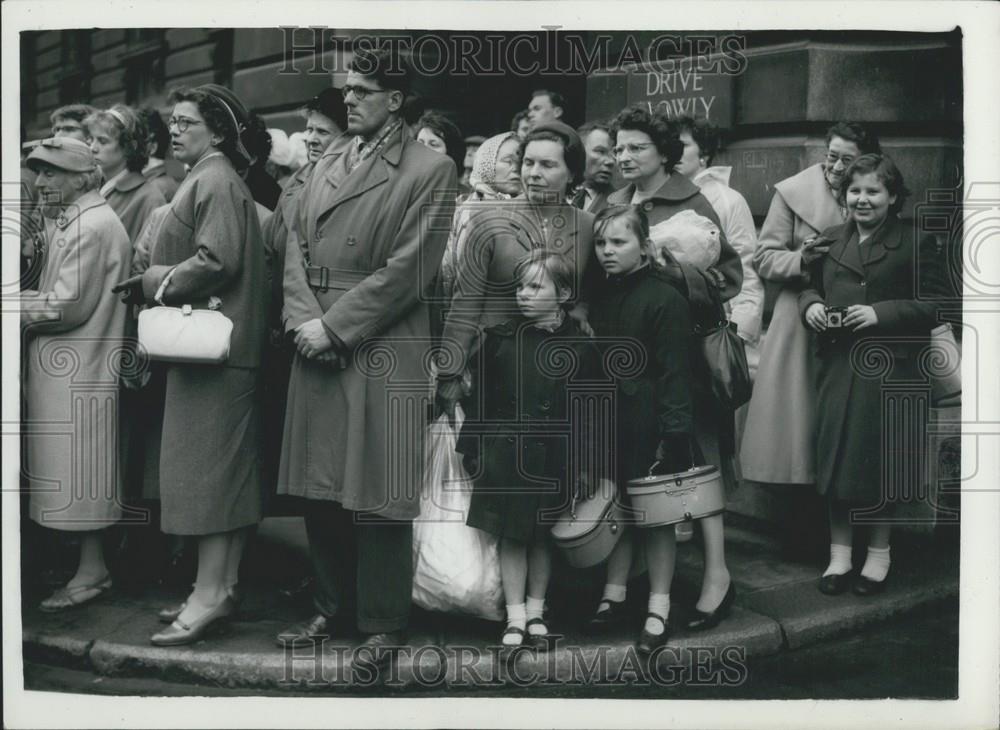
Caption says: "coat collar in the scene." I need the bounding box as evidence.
[607,173,701,206]
[55,190,107,230]
[113,170,149,194]
[773,163,845,234]
[827,216,902,277]
[313,124,409,220]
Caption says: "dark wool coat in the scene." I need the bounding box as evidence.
[607,174,743,490]
[588,265,695,488]
[461,315,604,542]
[277,125,457,520]
[799,217,947,503]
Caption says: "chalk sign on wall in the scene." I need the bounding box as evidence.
[627,59,735,127]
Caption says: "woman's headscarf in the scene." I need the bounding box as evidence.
[469,131,519,198]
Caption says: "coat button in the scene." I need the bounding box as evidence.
[643,202,653,212]
[541,400,551,411]
[506,436,516,444]
[346,236,357,246]
[860,281,866,287]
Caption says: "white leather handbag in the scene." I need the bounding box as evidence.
[137,270,233,365]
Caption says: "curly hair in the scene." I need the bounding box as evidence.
[839,153,910,217]
[167,86,246,169]
[84,104,150,173]
[610,104,683,171]
[826,121,882,156]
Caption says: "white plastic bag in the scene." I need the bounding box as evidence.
[648,208,721,272]
[412,407,504,621]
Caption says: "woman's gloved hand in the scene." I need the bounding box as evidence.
[111,275,146,306]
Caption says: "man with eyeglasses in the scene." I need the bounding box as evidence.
[276,46,457,669]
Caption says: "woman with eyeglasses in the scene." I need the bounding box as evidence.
[113,84,267,646]
[740,122,881,559]
[591,104,743,637]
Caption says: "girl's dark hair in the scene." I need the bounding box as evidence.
[245,113,273,169]
[826,121,882,155]
[167,86,247,169]
[514,249,576,306]
[839,153,910,217]
[675,115,722,166]
[142,107,171,160]
[84,104,150,172]
[415,110,465,176]
[594,204,651,246]
[610,104,683,171]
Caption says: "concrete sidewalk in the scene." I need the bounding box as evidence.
[21,517,959,692]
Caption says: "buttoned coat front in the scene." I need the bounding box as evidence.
[798,217,946,502]
[277,126,457,519]
[21,191,132,530]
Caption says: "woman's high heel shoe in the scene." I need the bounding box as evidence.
[158,584,242,624]
[685,581,736,632]
[150,595,236,647]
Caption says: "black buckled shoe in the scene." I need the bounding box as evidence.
[584,600,628,634]
[852,574,888,596]
[685,582,736,632]
[275,613,336,647]
[818,572,851,596]
[636,614,669,655]
[526,618,553,652]
[350,631,407,672]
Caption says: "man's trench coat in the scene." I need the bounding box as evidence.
[277,125,458,520]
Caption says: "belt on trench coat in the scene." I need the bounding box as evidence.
[305,265,372,292]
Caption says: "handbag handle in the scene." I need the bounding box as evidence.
[153,267,178,306]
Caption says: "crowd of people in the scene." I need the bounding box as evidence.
[19,45,946,663]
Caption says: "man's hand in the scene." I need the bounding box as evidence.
[294,318,334,359]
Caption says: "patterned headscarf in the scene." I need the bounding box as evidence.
[469,131,519,194]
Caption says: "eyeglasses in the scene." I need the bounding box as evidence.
[341,84,390,101]
[825,153,855,168]
[167,117,205,133]
[612,142,655,157]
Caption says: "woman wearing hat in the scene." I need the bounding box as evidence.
[436,120,596,413]
[593,105,743,634]
[114,84,267,646]
[22,137,132,610]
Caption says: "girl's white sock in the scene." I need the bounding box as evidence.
[503,603,527,646]
[823,543,853,577]
[598,583,627,613]
[860,546,891,582]
[526,596,546,635]
[644,593,670,635]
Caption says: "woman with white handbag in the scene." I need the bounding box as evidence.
[113,84,267,646]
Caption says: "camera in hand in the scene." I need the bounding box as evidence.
[825,305,848,328]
